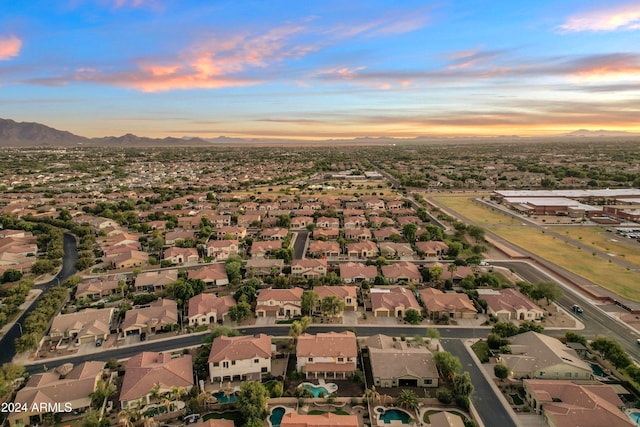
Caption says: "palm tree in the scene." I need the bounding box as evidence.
[149,383,162,404]
[170,385,187,402]
[447,263,458,281]
[363,386,381,405]
[117,409,134,427]
[396,389,419,412]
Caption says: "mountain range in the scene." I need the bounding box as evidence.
[1,117,639,147]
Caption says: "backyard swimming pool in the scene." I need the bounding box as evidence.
[212,391,237,403]
[269,406,286,427]
[376,407,412,424]
[299,382,338,397]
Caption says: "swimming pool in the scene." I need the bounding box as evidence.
[212,391,237,403]
[629,412,640,423]
[270,406,286,427]
[299,382,338,397]
[377,407,412,424]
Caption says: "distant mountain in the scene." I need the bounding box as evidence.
[0,118,211,146]
[563,129,640,137]
[0,118,86,146]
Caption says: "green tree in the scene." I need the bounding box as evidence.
[434,351,461,381]
[565,331,587,346]
[494,364,509,379]
[320,295,345,318]
[396,389,419,411]
[229,301,252,322]
[301,290,319,316]
[491,321,519,337]
[452,371,474,401]
[402,223,418,244]
[237,382,269,425]
[404,308,422,325]
[535,281,562,305]
[467,225,485,243]
[426,328,441,340]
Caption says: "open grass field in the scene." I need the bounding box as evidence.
[552,226,640,268]
[430,194,640,302]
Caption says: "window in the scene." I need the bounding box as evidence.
[231,360,236,365]
[223,361,229,368]
[254,358,259,364]
[425,379,432,385]
[213,362,219,367]
[539,371,545,377]
[565,372,572,378]
[338,357,344,363]
[308,357,313,362]
[261,367,268,373]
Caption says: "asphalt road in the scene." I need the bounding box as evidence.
[442,339,518,427]
[292,230,309,259]
[0,233,78,365]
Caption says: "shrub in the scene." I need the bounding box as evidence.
[436,389,453,404]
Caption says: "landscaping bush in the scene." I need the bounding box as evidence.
[436,389,453,404]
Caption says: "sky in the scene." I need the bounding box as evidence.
[1,0,640,139]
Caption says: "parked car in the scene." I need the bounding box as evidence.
[95,338,103,347]
[140,332,147,341]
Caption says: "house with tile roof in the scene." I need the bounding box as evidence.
[345,241,378,259]
[381,261,421,283]
[49,307,114,344]
[415,241,449,258]
[255,288,303,319]
[291,259,327,279]
[313,286,358,312]
[8,362,105,427]
[187,293,235,326]
[498,331,593,380]
[280,413,360,427]
[480,288,544,321]
[163,246,199,264]
[370,287,421,318]
[523,380,633,427]
[205,239,239,261]
[120,352,194,408]
[188,263,229,287]
[361,334,438,388]
[296,332,357,379]
[134,269,178,293]
[208,334,272,383]
[418,288,478,320]
[339,262,377,284]
[121,298,179,336]
[307,240,340,257]
[75,277,120,300]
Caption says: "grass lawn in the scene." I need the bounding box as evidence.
[553,226,640,268]
[471,341,490,363]
[432,194,640,301]
[203,410,243,424]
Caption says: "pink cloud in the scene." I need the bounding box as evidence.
[51,24,317,92]
[328,7,431,38]
[558,4,640,32]
[0,35,22,61]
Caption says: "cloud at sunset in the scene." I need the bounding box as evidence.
[558,4,640,32]
[0,35,22,61]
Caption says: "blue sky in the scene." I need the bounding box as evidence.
[1,0,640,139]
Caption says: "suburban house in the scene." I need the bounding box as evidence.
[312,228,340,240]
[296,332,357,379]
[291,216,314,229]
[205,239,239,261]
[370,287,422,318]
[381,261,422,283]
[429,412,466,427]
[134,269,178,293]
[523,379,633,427]
[215,226,246,240]
[307,240,340,257]
[237,213,261,227]
[188,263,229,287]
[480,288,544,321]
[418,288,478,320]
[163,247,199,264]
[415,241,449,258]
[245,258,284,276]
[260,227,289,240]
[361,334,438,388]
[343,216,367,229]
[313,286,358,312]
[187,293,235,326]
[378,242,414,258]
[255,288,303,319]
[250,240,281,258]
[49,308,114,344]
[8,361,105,427]
[208,334,273,383]
[121,298,179,336]
[108,249,149,270]
[315,217,340,229]
[339,262,377,284]
[346,241,379,258]
[291,259,327,279]
[280,413,360,427]
[164,230,196,246]
[498,332,593,380]
[344,227,372,241]
[75,277,120,300]
[120,352,194,408]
